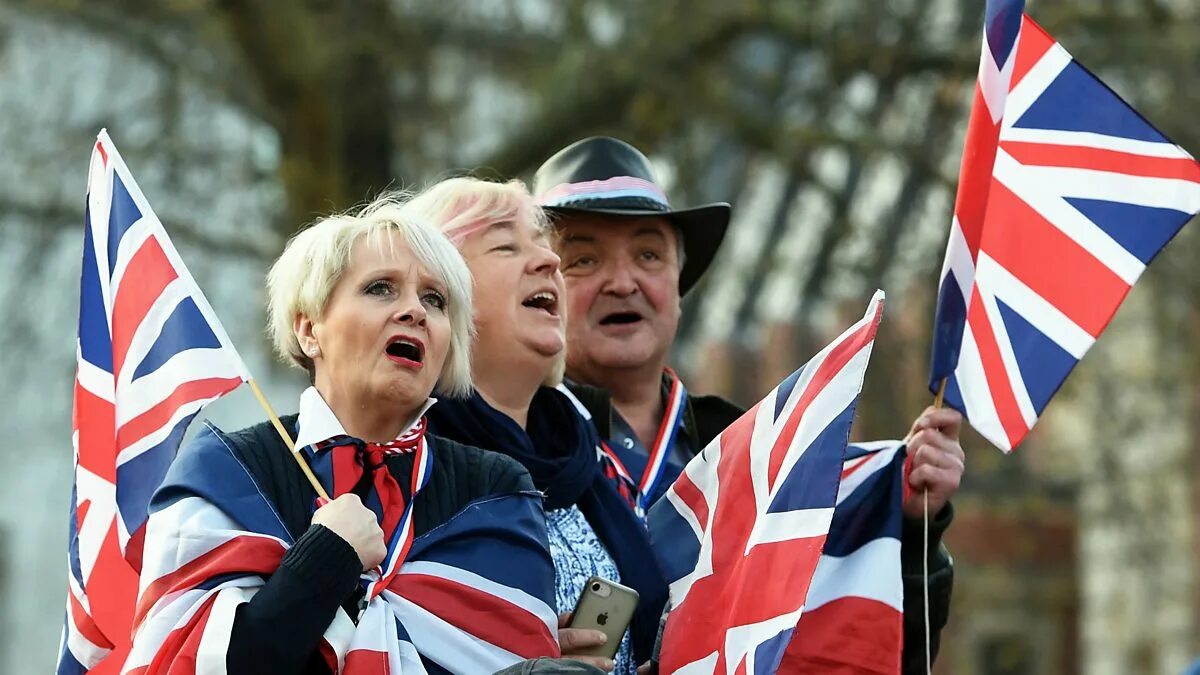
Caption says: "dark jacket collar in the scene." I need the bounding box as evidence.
[425,388,596,511]
[564,373,743,453]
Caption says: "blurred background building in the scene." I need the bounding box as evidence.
[1,0,1197,672]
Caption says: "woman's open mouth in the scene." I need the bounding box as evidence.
[385,335,425,368]
[521,289,559,318]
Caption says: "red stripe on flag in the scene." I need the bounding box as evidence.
[840,455,873,482]
[125,525,147,573]
[953,86,1005,261]
[317,642,340,673]
[96,141,109,167]
[68,587,115,651]
[1010,16,1056,91]
[134,535,285,627]
[966,289,1028,449]
[75,377,117,482]
[84,523,139,675]
[139,593,217,675]
[391,573,559,659]
[671,463,711,537]
[110,236,179,379]
[1001,140,1200,183]
[779,596,903,674]
[344,649,391,675]
[981,178,1130,337]
[76,499,93,529]
[116,376,244,452]
[766,303,881,489]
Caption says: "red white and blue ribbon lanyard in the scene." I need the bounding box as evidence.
[637,369,687,514]
[600,369,688,517]
[598,442,643,518]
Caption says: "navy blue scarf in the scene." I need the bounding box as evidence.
[426,387,668,662]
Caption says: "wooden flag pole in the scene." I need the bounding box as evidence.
[247,378,330,502]
[923,376,948,675]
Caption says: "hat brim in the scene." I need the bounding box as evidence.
[546,202,731,295]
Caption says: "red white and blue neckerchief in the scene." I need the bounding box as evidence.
[298,390,436,606]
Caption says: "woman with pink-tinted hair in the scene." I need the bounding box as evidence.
[406,178,667,674]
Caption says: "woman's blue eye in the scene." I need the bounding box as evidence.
[365,280,393,296]
[423,291,447,310]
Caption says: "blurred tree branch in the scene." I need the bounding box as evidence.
[3,198,274,260]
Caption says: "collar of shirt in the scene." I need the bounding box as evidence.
[563,373,702,452]
[293,386,437,450]
[606,375,695,465]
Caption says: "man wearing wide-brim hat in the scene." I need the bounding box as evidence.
[534,136,964,672]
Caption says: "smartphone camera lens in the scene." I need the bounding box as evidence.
[591,582,602,592]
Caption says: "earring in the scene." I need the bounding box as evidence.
[306,344,320,358]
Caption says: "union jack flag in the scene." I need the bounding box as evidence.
[647,291,884,674]
[929,1,1200,451]
[58,131,250,674]
[779,441,906,674]
[125,423,560,674]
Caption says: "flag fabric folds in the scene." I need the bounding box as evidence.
[60,131,250,674]
[778,441,906,674]
[124,423,561,675]
[647,291,885,675]
[929,1,1200,452]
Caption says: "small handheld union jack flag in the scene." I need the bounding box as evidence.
[930,0,1200,452]
[58,130,249,674]
[779,440,907,673]
[648,291,884,675]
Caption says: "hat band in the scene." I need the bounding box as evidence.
[538,175,670,209]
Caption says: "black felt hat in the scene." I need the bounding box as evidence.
[532,136,731,295]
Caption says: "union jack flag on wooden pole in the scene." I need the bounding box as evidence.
[58,130,252,674]
[929,0,1200,452]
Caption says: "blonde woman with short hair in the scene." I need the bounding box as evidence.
[128,195,559,674]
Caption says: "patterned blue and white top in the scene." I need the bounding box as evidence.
[545,505,637,675]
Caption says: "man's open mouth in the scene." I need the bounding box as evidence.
[385,336,424,363]
[522,290,559,317]
[600,312,643,325]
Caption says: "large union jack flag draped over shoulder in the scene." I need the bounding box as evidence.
[779,441,906,674]
[59,131,250,674]
[124,424,559,674]
[647,292,885,675]
[929,1,1200,452]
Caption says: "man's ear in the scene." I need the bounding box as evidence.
[294,314,321,359]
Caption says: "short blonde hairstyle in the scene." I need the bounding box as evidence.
[403,177,565,386]
[266,193,475,397]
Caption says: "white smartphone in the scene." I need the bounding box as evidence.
[567,576,640,659]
